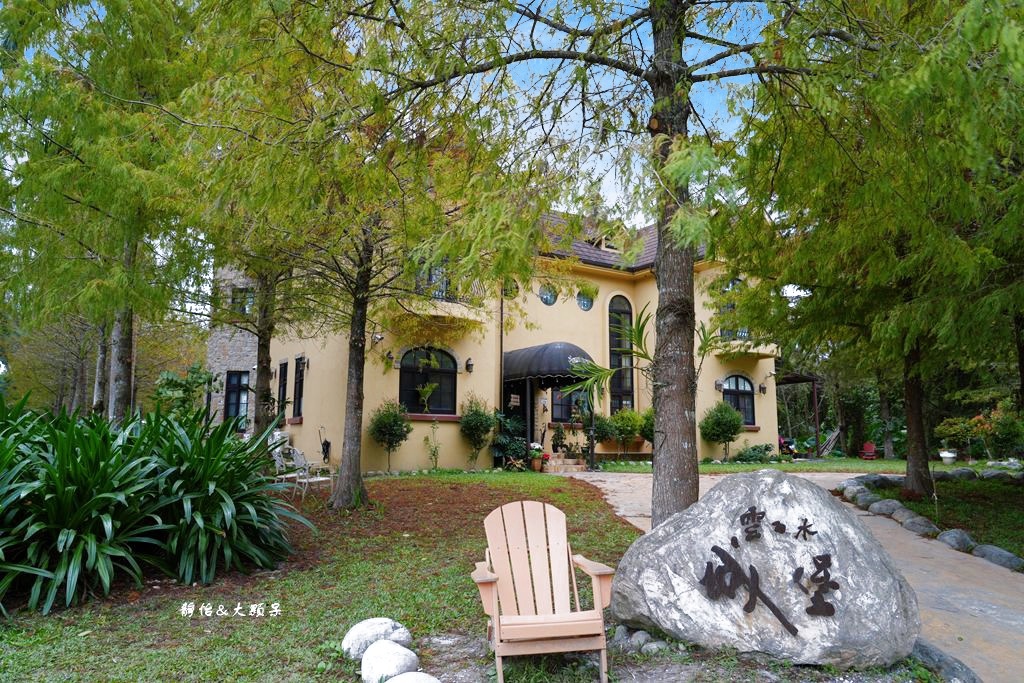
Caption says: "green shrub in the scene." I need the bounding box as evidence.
[610,409,644,455]
[156,413,307,586]
[459,394,496,468]
[0,400,311,615]
[491,411,528,470]
[0,411,169,614]
[592,414,616,444]
[934,416,973,450]
[640,407,655,446]
[734,443,774,463]
[152,363,220,418]
[368,400,413,472]
[989,400,1024,456]
[699,402,744,460]
[551,423,568,454]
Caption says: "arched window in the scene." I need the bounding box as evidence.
[399,348,457,415]
[609,295,634,412]
[723,375,755,425]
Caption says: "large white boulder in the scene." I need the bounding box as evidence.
[610,469,919,668]
[387,673,441,683]
[361,640,419,683]
[342,617,413,660]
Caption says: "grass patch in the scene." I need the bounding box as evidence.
[0,472,639,682]
[874,479,1024,558]
[600,457,963,475]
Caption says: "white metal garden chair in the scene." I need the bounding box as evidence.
[288,447,334,500]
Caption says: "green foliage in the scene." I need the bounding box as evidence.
[734,443,775,464]
[152,363,220,418]
[415,382,439,413]
[491,412,528,470]
[423,420,441,470]
[0,400,308,615]
[610,409,644,454]
[551,423,568,454]
[640,407,655,447]
[458,394,496,468]
[367,401,413,472]
[982,400,1024,457]
[934,417,974,450]
[699,402,744,459]
[592,414,617,445]
[156,414,307,586]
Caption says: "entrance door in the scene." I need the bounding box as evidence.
[501,379,532,463]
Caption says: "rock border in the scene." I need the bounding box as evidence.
[834,473,1024,572]
[341,618,442,683]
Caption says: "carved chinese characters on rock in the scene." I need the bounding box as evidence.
[697,505,841,638]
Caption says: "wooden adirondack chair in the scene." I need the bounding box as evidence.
[471,501,615,683]
[860,441,878,460]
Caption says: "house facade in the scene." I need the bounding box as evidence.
[205,266,257,430]
[269,227,780,472]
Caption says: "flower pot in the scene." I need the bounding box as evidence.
[531,458,543,471]
[939,449,957,465]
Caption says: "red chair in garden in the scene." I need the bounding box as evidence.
[860,441,878,460]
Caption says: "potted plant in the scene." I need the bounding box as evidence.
[529,442,544,471]
[938,447,957,465]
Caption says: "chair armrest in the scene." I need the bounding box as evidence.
[572,555,614,576]
[573,554,615,609]
[472,561,499,618]
[471,561,498,584]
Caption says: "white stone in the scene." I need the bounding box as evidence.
[361,640,419,683]
[610,469,920,668]
[388,674,440,683]
[343,617,414,660]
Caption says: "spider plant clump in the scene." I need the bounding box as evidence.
[0,400,311,615]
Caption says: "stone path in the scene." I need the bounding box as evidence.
[563,471,1024,683]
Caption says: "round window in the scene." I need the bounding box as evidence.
[576,292,594,311]
[538,285,557,306]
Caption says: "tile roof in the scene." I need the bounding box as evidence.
[541,214,704,273]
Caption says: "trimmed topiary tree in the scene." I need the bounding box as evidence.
[640,407,655,448]
[459,393,496,469]
[610,408,644,457]
[699,401,744,461]
[368,400,413,472]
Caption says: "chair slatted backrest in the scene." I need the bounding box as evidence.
[483,501,578,617]
[862,441,876,455]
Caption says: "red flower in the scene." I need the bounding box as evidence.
[542,452,551,461]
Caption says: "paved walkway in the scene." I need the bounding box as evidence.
[563,471,1024,683]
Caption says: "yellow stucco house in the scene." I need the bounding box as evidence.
[268,225,779,472]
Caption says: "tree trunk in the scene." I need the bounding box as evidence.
[108,305,135,421]
[1014,312,1024,408]
[252,272,278,435]
[92,322,109,415]
[649,2,698,528]
[70,347,88,413]
[903,344,933,496]
[108,237,138,422]
[54,346,69,413]
[330,232,373,510]
[878,384,896,459]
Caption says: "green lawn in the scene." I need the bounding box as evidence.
[599,456,964,475]
[0,473,640,682]
[874,479,1024,559]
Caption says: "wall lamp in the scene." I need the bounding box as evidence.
[465,358,474,373]
[714,379,724,391]
[386,351,394,362]
[759,383,768,395]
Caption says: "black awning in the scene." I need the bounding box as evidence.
[503,342,593,388]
